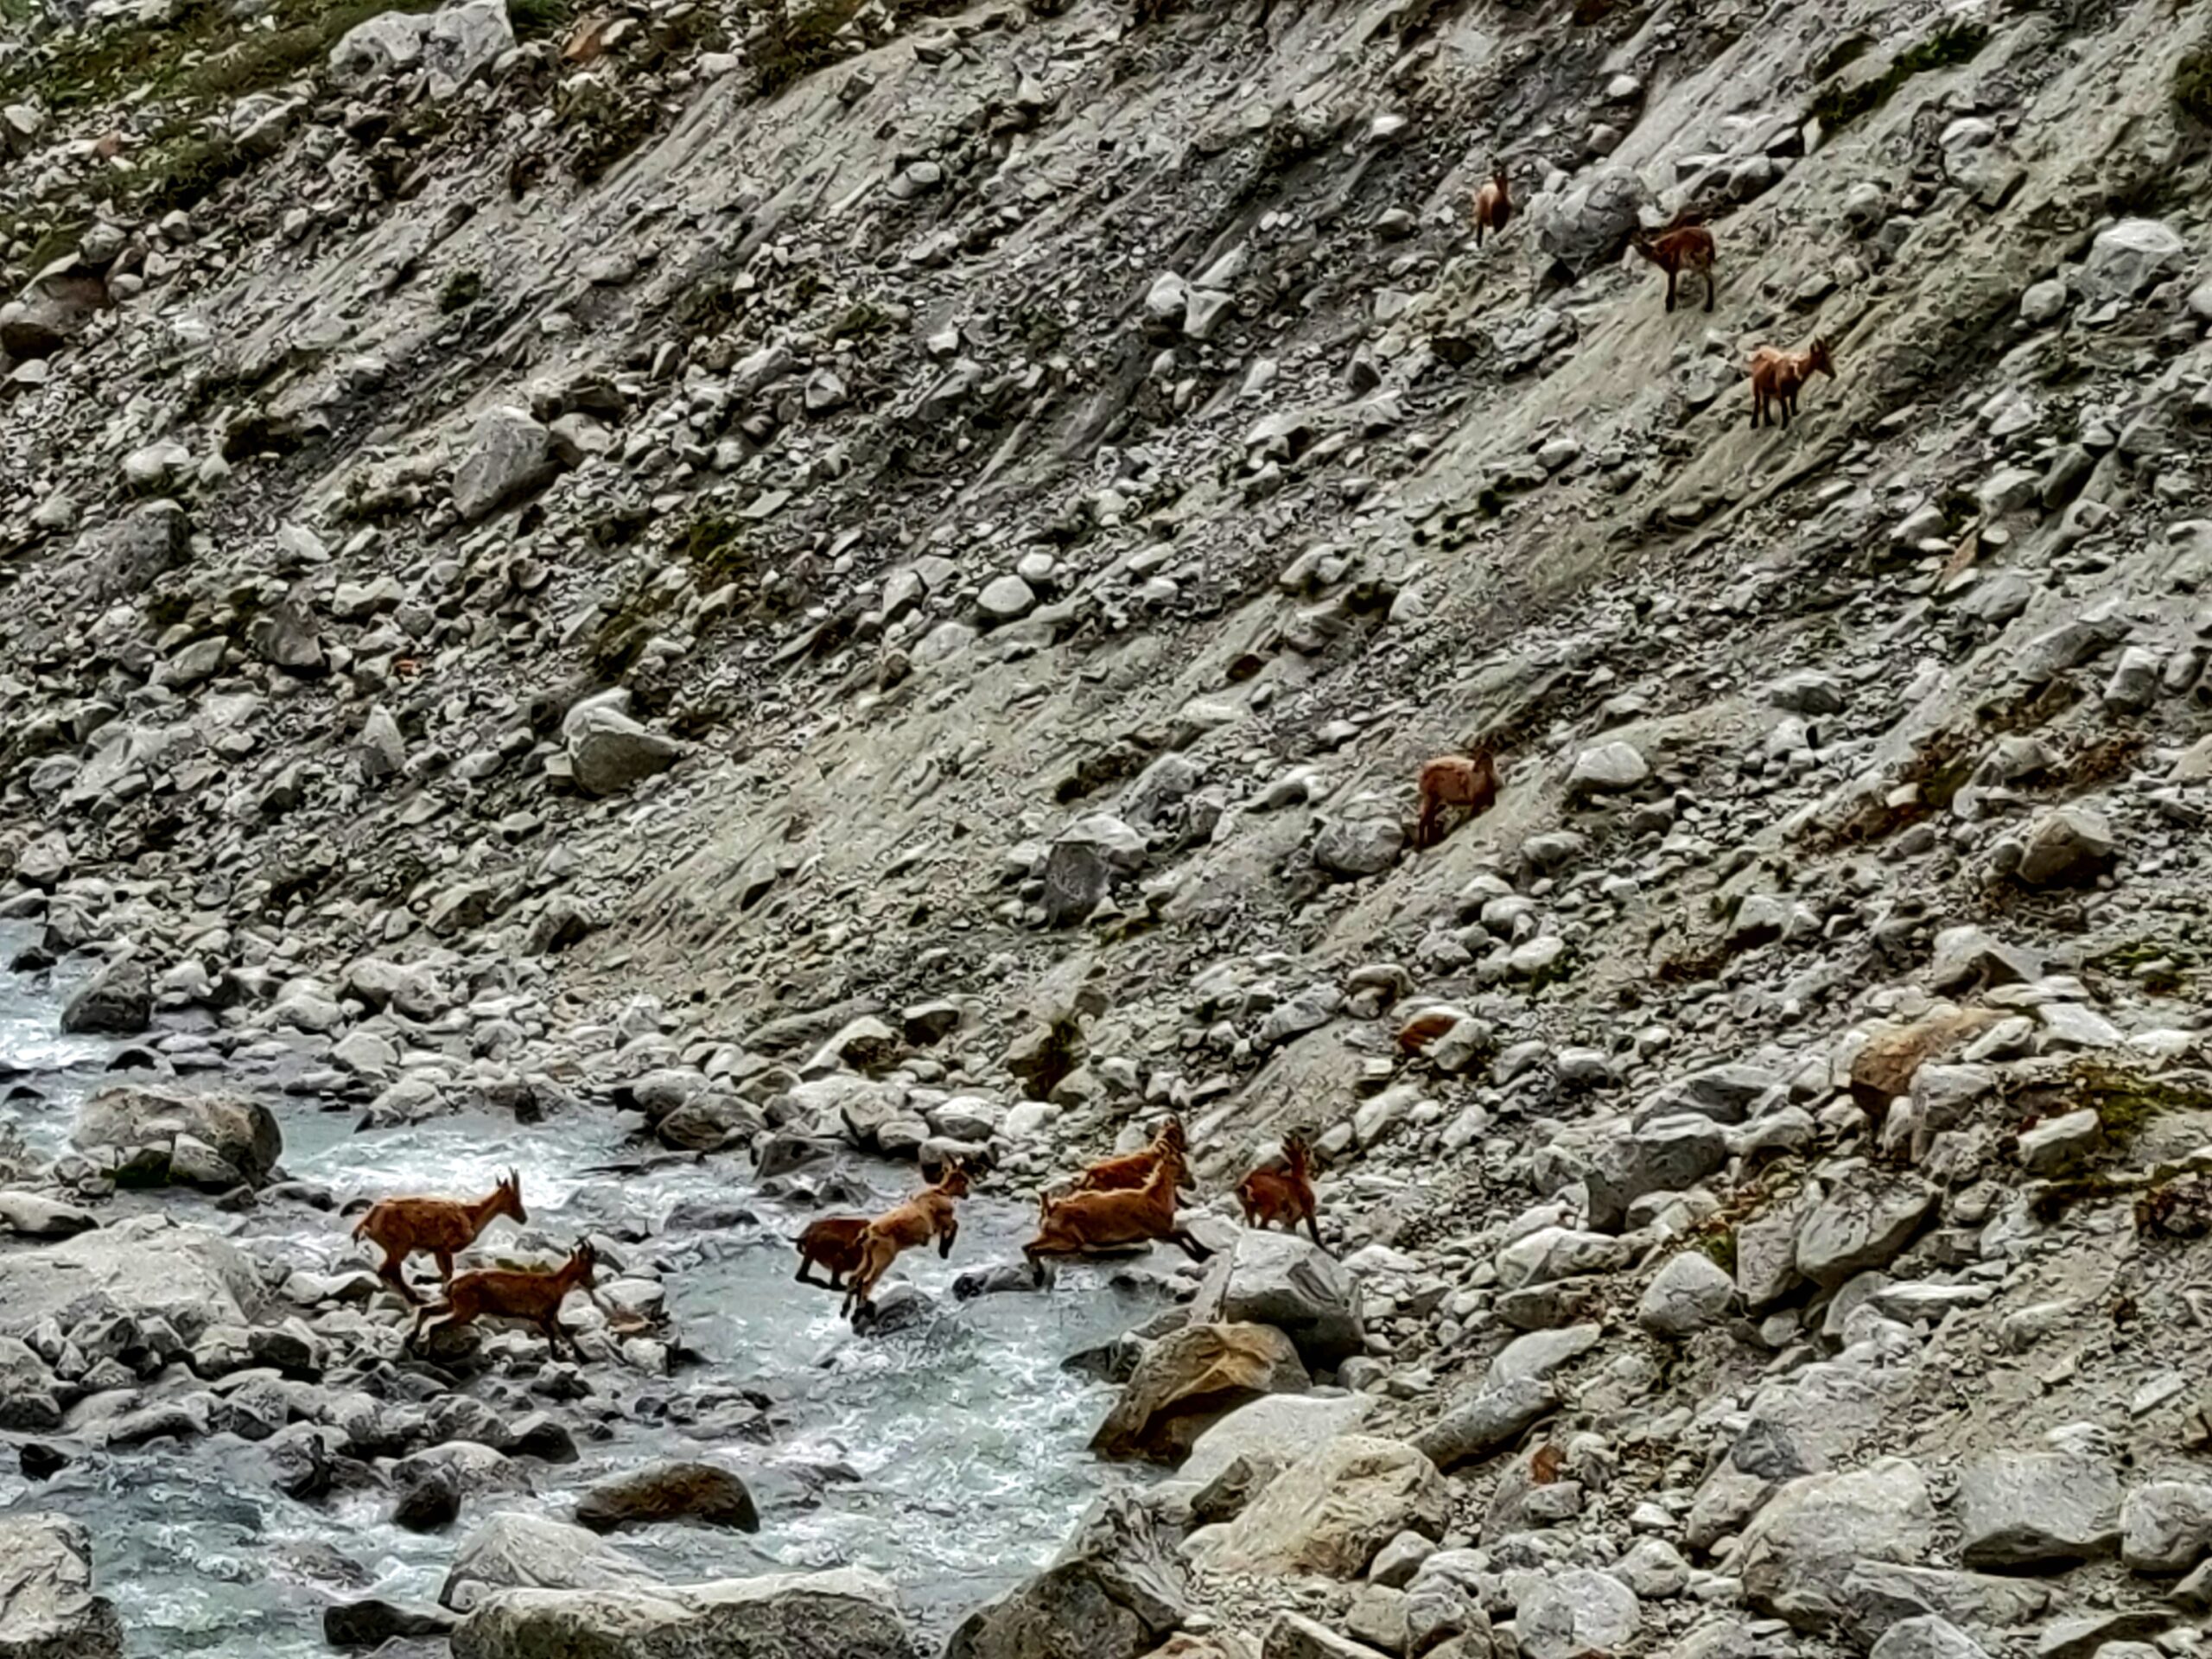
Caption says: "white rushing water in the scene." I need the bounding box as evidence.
[0,943,1164,1654]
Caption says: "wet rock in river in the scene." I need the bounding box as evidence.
[0,1513,124,1658]
[1090,1322,1311,1465]
[575,1461,760,1533]
[450,1565,913,1659]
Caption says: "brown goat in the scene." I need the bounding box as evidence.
[1026,1145,1210,1284]
[794,1216,872,1290]
[1414,748,1500,849]
[1473,158,1512,247]
[1630,223,1717,313]
[1750,335,1835,429]
[1237,1132,1322,1247]
[409,1240,597,1358]
[353,1170,526,1306]
[1064,1116,1187,1198]
[842,1160,971,1322]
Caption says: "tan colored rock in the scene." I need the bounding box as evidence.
[1091,1323,1311,1465]
[1190,1435,1447,1579]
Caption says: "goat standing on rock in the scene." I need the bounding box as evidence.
[1750,335,1835,429]
[842,1160,970,1324]
[352,1170,526,1305]
[1630,221,1717,313]
[1237,1133,1323,1248]
[1472,158,1513,247]
[1414,747,1499,849]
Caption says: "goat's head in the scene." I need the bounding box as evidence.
[1808,335,1836,378]
[568,1239,598,1280]
[498,1169,527,1224]
[938,1158,973,1198]
[1159,1115,1188,1150]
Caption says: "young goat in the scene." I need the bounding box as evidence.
[1630,222,1717,314]
[353,1170,526,1306]
[1749,335,1835,429]
[793,1215,872,1290]
[1473,158,1512,247]
[1236,1132,1322,1248]
[1414,747,1500,849]
[409,1240,597,1359]
[1064,1116,1186,1198]
[1026,1144,1210,1284]
[842,1160,970,1323]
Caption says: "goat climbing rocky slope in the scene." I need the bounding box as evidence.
[6,0,2212,1652]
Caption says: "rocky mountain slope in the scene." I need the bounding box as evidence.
[7,0,2212,1650]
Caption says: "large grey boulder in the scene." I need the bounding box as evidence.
[1091,1323,1310,1465]
[1189,1231,1365,1370]
[0,1515,123,1658]
[424,0,516,99]
[60,957,151,1035]
[1794,1174,1936,1288]
[0,1216,263,1340]
[0,264,107,360]
[1638,1250,1736,1337]
[1529,164,1656,279]
[2120,1481,2212,1573]
[1188,1435,1447,1579]
[79,499,190,601]
[1585,1115,1727,1230]
[71,1084,282,1187]
[2016,805,2114,887]
[328,10,430,84]
[1738,1459,1936,1629]
[1168,1393,1378,1510]
[944,1491,1184,1659]
[1413,1375,1557,1472]
[451,1567,912,1659]
[1042,816,1147,925]
[2078,219,2188,305]
[1870,1616,1994,1659]
[1516,1568,1642,1659]
[1313,815,1405,878]
[566,706,684,798]
[452,406,556,521]
[1955,1451,2120,1567]
[442,1514,664,1613]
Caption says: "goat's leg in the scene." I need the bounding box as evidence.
[434,1249,455,1286]
[1169,1229,1214,1262]
[1702,263,1715,312]
[378,1250,422,1306]
[1024,1243,1057,1287]
[1305,1211,1325,1249]
[937,1219,958,1259]
[1664,268,1677,313]
[544,1317,575,1361]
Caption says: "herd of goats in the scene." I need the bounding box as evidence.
[338,169,1839,1359]
[1478,157,1838,427]
[346,1119,1320,1351]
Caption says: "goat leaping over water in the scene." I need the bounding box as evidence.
[842,1160,971,1323]
[1025,1143,1211,1284]
[1473,158,1513,247]
[408,1239,597,1359]
[1749,335,1835,429]
[1414,747,1500,849]
[794,1216,872,1290]
[1237,1132,1323,1248]
[1630,222,1717,314]
[352,1170,526,1306]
